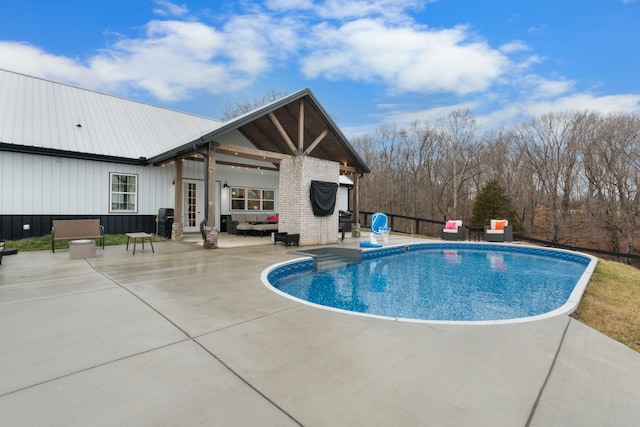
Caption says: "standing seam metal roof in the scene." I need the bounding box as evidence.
[0,68,223,160]
[0,68,370,173]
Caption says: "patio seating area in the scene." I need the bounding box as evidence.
[227,213,279,236]
[1,235,639,426]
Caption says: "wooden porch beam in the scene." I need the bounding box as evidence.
[340,164,358,173]
[352,172,361,237]
[173,159,183,225]
[303,129,329,156]
[216,160,279,172]
[298,100,304,151]
[268,112,298,154]
[216,142,290,164]
[207,143,216,229]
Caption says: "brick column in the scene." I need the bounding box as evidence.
[279,156,340,246]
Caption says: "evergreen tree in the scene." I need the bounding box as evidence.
[471,180,522,232]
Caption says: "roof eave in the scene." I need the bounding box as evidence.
[149,88,371,173]
[0,142,148,165]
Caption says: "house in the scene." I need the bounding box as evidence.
[0,69,370,245]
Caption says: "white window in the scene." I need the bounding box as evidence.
[262,190,275,210]
[110,173,138,212]
[230,187,246,210]
[230,187,275,211]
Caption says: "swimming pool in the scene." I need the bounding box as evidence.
[262,242,598,325]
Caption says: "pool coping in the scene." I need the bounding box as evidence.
[261,241,599,326]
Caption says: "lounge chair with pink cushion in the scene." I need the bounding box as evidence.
[441,220,466,241]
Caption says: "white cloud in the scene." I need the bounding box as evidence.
[265,0,314,11]
[381,101,479,125]
[87,21,231,100]
[0,41,90,84]
[301,19,510,95]
[1,0,637,133]
[221,14,300,71]
[341,100,480,138]
[364,74,640,134]
[0,15,296,101]
[499,40,529,54]
[153,0,189,17]
[525,93,640,116]
[527,25,547,35]
[315,0,426,21]
[0,1,521,103]
[524,75,575,99]
[475,92,640,131]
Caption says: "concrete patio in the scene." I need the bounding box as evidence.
[1,234,639,426]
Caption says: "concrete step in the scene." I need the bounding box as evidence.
[313,254,352,272]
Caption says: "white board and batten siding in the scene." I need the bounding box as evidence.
[0,151,173,215]
[217,164,279,215]
[179,129,281,215]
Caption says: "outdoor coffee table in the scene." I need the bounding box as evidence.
[125,232,155,255]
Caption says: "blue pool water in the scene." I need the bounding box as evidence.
[264,243,596,324]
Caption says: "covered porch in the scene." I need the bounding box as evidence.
[150,89,370,246]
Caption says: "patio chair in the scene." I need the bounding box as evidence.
[483,219,513,242]
[441,220,466,241]
[370,212,391,244]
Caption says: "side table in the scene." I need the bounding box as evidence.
[468,226,484,242]
[126,232,155,255]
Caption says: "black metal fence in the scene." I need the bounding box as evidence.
[359,211,640,265]
[359,211,444,238]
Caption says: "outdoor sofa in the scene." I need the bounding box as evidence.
[227,213,279,236]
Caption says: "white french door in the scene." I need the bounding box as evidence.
[183,180,204,233]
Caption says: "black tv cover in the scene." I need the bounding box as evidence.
[310,180,338,217]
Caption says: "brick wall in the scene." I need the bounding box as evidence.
[278,156,340,245]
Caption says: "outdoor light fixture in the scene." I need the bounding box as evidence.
[223,181,229,188]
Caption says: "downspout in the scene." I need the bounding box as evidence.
[194,142,209,226]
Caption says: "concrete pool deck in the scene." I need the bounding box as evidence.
[1,234,639,426]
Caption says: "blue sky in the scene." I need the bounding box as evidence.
[1,0,639,137]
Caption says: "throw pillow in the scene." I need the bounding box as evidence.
[495,220,507,230]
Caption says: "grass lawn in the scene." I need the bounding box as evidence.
[571,259,640,353]
[3,234,146,252]
[3,234,639,353]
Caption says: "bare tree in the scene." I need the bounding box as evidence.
[480,128,536,232]
[352,107,640,256]
[356,124,404,214]
[396,120,444,222]
[436,109,482,220]
[221,89,289,120]
[514,112,582,243]
[582,112,640,255]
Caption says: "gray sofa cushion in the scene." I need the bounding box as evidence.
[253,223,278,231]
[229,213,278,235]
[244,214,258,223]
[231,214,246,223]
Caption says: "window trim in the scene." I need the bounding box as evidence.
[109,172,138,213]
[230,186,275,211]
